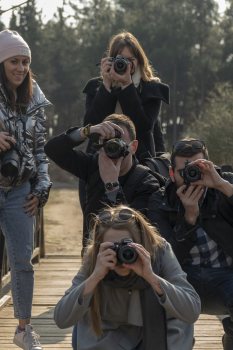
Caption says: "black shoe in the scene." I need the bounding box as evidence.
[222,317,233,335]
[222,334,233,350]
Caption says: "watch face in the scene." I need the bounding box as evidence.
[105,183,112,190]
[105,183,114,191]
[105,182,119,191]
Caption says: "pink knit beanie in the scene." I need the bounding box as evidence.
[0,29,31,63]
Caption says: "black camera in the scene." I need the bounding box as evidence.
[109,55,130,75]
[93,129,129,159]
[103,138,129,159]
[112,238,138,264]
[179,161,202,185]
[0,143,21,178]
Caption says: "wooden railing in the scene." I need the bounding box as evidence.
[0,209,45,296]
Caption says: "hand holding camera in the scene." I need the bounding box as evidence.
[111,238,138,264]
[177,184,204,225]
[0,131,22,179]
[98,148,122,186]
[93,241,118,281]
[108,55,133,88]
[193,159,233,197]
[101,55,133,90]
[0,131,16,152]
[121,242,160,286]
[89,121,124,141]
[177,159,229,224]
[90,121,128,160]
[100,57,113,91]
[182,159,225,190]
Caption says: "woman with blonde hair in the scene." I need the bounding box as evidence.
[54,205,200,350]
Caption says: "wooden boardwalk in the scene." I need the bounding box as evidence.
[0,255,224,350]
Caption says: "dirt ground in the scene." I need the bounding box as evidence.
[43,185,83,256]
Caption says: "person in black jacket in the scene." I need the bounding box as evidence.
[83,31,169,159]
[45,114,161,252]
[148,138,233,350]
[80,32,169,215]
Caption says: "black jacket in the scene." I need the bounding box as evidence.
[83,77,169,158]
[45,131,160,247]
[148,174,233,265]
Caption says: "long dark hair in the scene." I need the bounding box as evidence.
[0,62,33,113]
[108,31,160,82]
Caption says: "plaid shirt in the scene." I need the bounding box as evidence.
[188,227,233,268]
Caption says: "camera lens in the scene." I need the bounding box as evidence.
[104,139,122,159]
[187,165,201,180]
[188,168,198,177]
[117,245,138,264]
[184,164,202,184]
[103,139,129,159]
[114,57,128,74]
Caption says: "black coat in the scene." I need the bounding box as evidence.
[45,131,160,247]
[148,174,233,265]
[83,77,169,158]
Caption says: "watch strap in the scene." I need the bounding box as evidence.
[82,124,92,138]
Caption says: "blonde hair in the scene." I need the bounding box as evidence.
[84,205,164,335]
[107,31,160,82]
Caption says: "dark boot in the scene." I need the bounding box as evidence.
[222,334,233,350]
[222,317,233,350]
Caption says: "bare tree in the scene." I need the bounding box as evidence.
[0,1,29,15]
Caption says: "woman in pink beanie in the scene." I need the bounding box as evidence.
[0,29,51,350]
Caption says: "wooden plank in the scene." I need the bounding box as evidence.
[0,295,11,311]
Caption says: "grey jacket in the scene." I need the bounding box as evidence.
[0,81,51,206]
[54,242,201,350]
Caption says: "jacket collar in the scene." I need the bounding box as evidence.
[27,80,51,113]
[161,179,182,212]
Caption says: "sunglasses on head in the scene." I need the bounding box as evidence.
[97,208,135,224]
[172,139,206,155]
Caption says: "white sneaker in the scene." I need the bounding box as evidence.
[13,324,43,350]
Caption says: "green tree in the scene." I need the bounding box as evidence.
[219,0,233,84]
[41,6,83,133]
[4,0,230,149]
[69,0,121,77]
[186,83,233,165]
[9,0,44,76]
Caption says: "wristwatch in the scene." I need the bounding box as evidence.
[104,181,119,191]
[82,124,92,138]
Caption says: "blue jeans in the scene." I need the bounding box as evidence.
[183,265,233,349]
[183,265,233,317]
[0,182,34,319]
